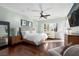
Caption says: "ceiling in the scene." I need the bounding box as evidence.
[0,3,73,20]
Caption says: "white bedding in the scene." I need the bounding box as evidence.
[21,31,48,45]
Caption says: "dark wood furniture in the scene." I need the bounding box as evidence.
[10,35,21,45]
[65,34,79,46]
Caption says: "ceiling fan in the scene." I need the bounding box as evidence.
[40,11,50,19]
[27,4,51,19]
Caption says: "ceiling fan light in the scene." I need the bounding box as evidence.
[38,17,46,21]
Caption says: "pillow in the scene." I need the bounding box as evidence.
[21,31,29,36]
[29,30,36,33]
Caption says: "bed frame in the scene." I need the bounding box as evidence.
[19,27,36,46]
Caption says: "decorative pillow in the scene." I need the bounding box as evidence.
[21,31,29,36]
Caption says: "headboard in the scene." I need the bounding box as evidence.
[21,26,35,31]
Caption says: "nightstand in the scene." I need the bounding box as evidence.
[10,35,22,45]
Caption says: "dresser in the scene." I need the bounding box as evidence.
[65,34,79,46]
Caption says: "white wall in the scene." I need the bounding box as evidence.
[0,6,38,35]
[0,6,22,28]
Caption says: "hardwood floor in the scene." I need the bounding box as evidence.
[0,40,63,56]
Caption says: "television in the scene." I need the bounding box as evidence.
[69,7,79,27]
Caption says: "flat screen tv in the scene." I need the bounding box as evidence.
[69,8,79,27]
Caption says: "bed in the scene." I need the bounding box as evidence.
[20,27,48,46]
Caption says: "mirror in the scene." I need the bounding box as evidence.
[0,25,8,46]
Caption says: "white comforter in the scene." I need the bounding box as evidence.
[22,31,48,45]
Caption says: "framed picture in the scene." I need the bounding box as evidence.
[21,19,27,26]
[21,19,33,27]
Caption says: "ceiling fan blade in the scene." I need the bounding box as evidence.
[38,17,47,20]
[45,14,50,16]
[44,16,47,19]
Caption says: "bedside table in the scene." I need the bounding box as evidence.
[10,35,22,45]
